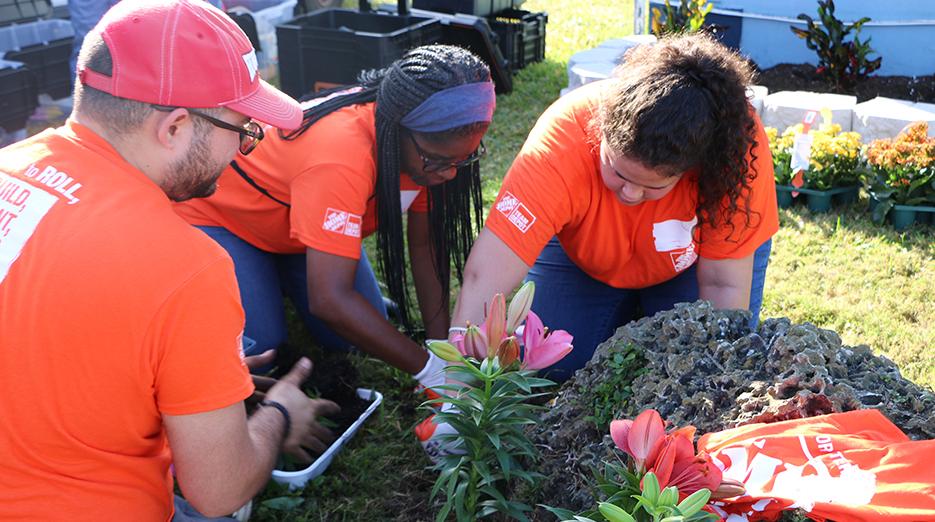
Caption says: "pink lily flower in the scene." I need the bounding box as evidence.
[610,409,666,472]
[647,426,696,485]
[664,451,723,498]
[520,311,573,370]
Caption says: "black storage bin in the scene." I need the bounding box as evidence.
[277,8,442,99]
[377,4,512,94]
[5,36,72,98]
[411,0,522,17]
[227,10,262,51]
[0,0,51,26]
[0,60,38,132]
[488,8,545,71]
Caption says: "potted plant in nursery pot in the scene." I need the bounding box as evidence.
[766,126,794,208]
[768,121,864,212]
[864,121,935,231]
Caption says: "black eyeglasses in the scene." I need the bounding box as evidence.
[151,105,264,155]
[407,132,486,173]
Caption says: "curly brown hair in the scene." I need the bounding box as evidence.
[599,33,760,238]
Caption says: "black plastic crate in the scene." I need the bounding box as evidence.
[277,8,442,99]
[377,4,512,94]
[488,8,545,71]
[0,0,51,26]
[411,0,523,17]
[227,10,262,51]
[0,60,38,132]
[5,36,72,98]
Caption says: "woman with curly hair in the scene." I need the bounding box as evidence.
[174,45,493,392]
[450,33,777,380]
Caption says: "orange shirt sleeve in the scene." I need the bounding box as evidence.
[285,108,379,260]
[150,256,253,415]
[485,87,600,266]
[698,113,779,260]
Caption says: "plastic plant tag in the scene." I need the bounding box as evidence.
[789,110,819,196]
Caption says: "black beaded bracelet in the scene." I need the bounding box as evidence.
[259,399,291,442]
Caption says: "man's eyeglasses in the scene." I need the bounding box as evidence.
[151,105,264,155]
[407,133,486,174]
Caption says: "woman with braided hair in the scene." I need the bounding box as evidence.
[175,45,493,393]
[450,33,778,381]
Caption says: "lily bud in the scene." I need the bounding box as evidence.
[462,324,488,360]
[711,478,746,499]
[495,336,520,366]
[505,281,535,335]
[426,340,464,363]
[484,293,507,355]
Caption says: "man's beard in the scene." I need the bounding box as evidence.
[164,129,227,202]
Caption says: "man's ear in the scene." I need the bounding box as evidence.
[153,107,194,150]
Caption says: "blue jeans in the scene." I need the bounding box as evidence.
[526,238,772,381]
[198,226,387,356]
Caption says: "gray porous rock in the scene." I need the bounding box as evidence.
[528,300,934,514]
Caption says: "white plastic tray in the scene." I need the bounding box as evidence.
[271,387,383,490]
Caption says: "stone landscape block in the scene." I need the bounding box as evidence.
[852,97,935,142]
[565,36,657,92]
[746,85,768,116]
[762,91,857,132]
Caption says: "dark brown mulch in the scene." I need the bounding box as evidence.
[754,63,935,103]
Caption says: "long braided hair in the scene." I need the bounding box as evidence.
[281,45,489,332]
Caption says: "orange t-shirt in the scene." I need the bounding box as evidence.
[486,81,779,289]
[175,101,428,259]
[0,122,254,521]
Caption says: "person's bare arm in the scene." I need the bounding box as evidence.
[696,254,755,311]
[450,228,531,330]
[306,248,428,374]
[408,211,449,340]
[163,359,338,517]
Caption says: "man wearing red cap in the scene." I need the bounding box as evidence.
[0,0,337,520]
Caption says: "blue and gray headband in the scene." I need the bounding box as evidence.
[400,81,496,133]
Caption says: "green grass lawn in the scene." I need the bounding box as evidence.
[249,0,933,519]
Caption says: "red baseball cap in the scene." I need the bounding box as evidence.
[78,0,302,130]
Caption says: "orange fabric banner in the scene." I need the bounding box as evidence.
[698,409,935,521]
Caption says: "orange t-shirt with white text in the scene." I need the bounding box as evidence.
[0,122,254,521]
[486,81,778,289]
[175,101,428,259]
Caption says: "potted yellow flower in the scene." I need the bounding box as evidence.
[767,122,864,212]
[865,121,935,230]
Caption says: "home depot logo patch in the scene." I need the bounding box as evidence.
[322,208,362,238]
[496,191,536,233]
[669,242,698,272]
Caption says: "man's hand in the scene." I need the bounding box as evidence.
[264,357,341,462]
